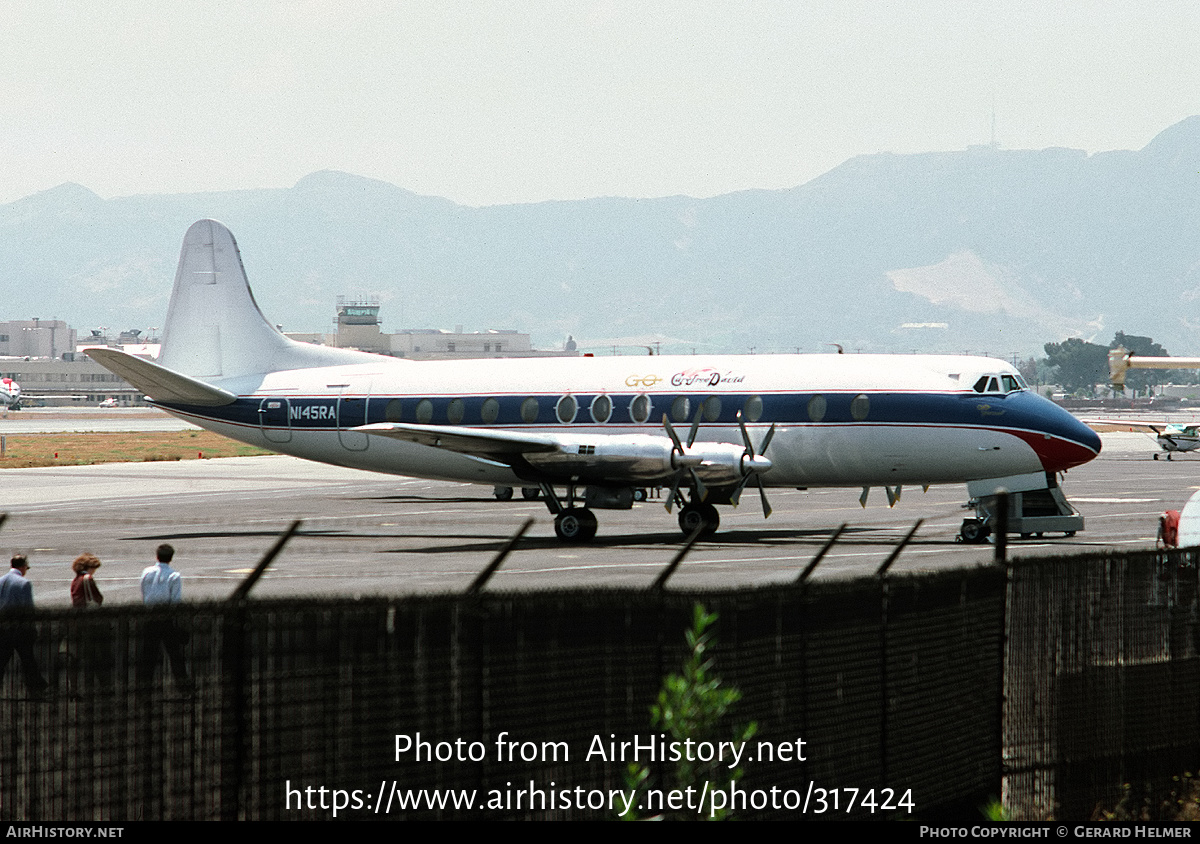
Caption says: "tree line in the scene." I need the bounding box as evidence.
[1033,332,1193,396]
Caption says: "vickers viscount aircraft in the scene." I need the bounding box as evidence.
[86,220,1102,542]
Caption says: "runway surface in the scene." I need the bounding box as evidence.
[0,407,198,433]
[0,429,1187,607]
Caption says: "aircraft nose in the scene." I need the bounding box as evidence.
[1034,399,1101,472]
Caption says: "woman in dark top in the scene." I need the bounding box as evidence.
[70,553,103,608]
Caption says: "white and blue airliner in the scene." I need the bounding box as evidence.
[87,220,1101,542]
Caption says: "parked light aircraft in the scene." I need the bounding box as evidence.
[1086,419,1200,460]
[85,220,1102,541]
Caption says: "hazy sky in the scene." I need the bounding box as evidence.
[2,1,1198,206]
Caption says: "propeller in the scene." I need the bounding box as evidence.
[730,410,776,518]
[662,406,706,512]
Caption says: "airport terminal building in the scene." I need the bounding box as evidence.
[0,301,571,406]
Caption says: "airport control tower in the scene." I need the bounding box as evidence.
[334,296,388,353]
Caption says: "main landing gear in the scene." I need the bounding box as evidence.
[553,507,598,541]
[677,501,720,536]
[493,486,545,500]
[536,482,714,542]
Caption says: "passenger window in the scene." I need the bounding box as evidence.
[703,396,722,422]
[385,399,403,423]
[807,395,826,422]
[743,395,763,423]
[850,394,870,421]
[556,395,578,424]
[671,396,690,422]
[447,398,464,424]
[520,397,539,423]
[590,394,612,424]
[415,399,433,424]
[629,394,651,424]
[480,397,500,424]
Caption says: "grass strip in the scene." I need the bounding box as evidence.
[0,430,274,468]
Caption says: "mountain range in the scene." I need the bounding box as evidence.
[4,117,1200,358]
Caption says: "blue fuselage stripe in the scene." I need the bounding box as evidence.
[159,389,1099,452]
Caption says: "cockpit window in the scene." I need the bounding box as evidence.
[973,373,1028,394]
[973,376,999,393]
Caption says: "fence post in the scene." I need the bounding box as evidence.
[650,526,705,590]
[875,519,922,793]
[993,492,1009,565]
[798,523,847,582]
[467,518,534,594]
[229,519,302,602]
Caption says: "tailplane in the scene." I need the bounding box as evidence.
[157,219,376,380]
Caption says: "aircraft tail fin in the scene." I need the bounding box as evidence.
[157,220,376,380]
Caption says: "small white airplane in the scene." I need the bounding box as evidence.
[86,220,1102,541]
[0,377,20,410]
[1086,418,1200,460]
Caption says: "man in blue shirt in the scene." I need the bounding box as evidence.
[0,555,47,697]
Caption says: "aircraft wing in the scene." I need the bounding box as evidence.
[354,422,562,456]
[1083,418,1174,433]
[84,348,236,407]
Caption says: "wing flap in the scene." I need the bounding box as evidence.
[85,348,236,407]
[355,422,561,456]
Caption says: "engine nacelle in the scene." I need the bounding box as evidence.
[524,435,772,486]
[525,434,678,481]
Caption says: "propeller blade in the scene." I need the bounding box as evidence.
[730,475,748,506]
[665,471,683,512]
[757,476,772,519]
[859,486,870,508]
[687,403,703,448]
[690,468,707,502]
[736,409,754,457]
[662,414,684,455]
[759,423,776,455]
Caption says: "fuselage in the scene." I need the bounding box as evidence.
[153,352,1101,490]
[1159,426,1200,453]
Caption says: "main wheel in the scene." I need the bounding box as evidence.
[959,519,989,544]
[554,507,598,542]
[494,486,514,501]
[678,502,720,537]
[521,487,542,501]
